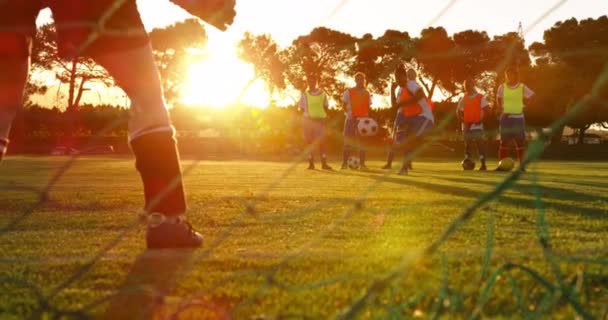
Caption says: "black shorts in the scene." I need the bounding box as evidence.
[0,0,149,58]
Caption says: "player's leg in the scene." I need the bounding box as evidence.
[478,130,487,171]
[498,115,511,160]
[514,118,526,171]
[399,137,415,175]
[0,59,29,162]
[382,142,395,169]
[399,117,432,175]
[50,0,201,248]
[515,139,526,163]
[357,126,368,170]
[383,112,402,169]
[358,149,367,169]
[463,127,473,161]
[399,118,416,175]
[94,45,202,248]
[0,2,40,162]
[319,120,332,170]
[341,117,355,169]
[302,118,315,169]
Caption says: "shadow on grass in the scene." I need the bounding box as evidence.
[429,174,608,210]
[357,172,607,220]
[102,249,195,319]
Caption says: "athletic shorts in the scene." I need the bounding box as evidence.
[0,0,148,59]
[302,118,326,143]
[463,126,483,141]
[343,117,359,138]
[393,112,433,144]
[499,114,526,142]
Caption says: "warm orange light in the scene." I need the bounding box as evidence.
[181,37,270,109]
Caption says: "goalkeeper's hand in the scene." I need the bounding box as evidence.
[169,0,236,31]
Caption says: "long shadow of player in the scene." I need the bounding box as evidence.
[366,173,607,219]
[102,249,195,319]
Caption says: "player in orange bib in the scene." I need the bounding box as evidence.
[341,72,372,170]
[457,78,489,170]
[382,66,434,175]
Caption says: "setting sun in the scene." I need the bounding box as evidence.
[181,36,270,109]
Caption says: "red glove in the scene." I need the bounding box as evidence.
[169,0,236,31]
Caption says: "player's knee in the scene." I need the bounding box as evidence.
[127,102,171,139]
[0,59,30,104]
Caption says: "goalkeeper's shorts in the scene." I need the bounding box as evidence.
[0,0,148,59]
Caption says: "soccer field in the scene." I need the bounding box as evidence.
[0,156,607,319]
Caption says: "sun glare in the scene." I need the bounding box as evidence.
[181,36,270,109]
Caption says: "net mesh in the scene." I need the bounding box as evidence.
[0,0,607,319]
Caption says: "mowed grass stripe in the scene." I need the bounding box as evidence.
[0,157,606,318]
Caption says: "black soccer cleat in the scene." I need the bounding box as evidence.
[381,163,392,170]
[321,163,333,170]
[146,216,203,249]
[479,164,487,171]
[398,167,408,176]
[307,162,315,170]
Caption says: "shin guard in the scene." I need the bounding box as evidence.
[130,131,186,216]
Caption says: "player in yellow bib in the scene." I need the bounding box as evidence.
[298,74,332,170]
[496,66,534,171]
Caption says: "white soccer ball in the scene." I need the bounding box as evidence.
[357,117,378,137]
[347,156,360,169]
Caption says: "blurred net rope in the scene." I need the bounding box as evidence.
[0,0,607,319]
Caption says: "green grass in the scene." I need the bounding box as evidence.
[0,156,607,319]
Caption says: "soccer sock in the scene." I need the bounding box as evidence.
[516,146,525,163]
[321,153,327,165]
[342,148,350,165]
[479,141,487,161]
[130,130,186,217]
[402,147,411,170]
[319,140,326,159]
[359,150,366,165]
[498,145,509,160]
[464,139,471,159]
[386,149,394,166]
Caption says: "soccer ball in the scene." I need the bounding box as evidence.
[461,158,475,170]
[497,157,515,171]
[347,156,360,169]
[357,117,378,137]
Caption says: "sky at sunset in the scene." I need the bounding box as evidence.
[34,0,608,108]
[133,0,607,46]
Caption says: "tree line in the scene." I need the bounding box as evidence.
[19,15,608,149]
